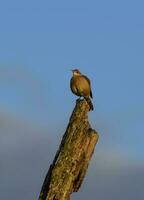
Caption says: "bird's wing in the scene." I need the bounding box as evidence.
[90,89,93,98]
[82,75,93,98]
[82,75,90,84]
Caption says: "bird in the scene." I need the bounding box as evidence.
[70,69,94,111]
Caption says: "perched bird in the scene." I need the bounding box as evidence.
[70,69,94,111]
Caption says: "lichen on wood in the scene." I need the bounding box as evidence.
[38,99,99,200]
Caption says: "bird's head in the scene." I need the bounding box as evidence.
[72,69,81,76]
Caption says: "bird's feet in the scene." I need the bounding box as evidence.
[76,97,85,104]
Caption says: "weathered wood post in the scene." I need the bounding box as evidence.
[38,99,99,200]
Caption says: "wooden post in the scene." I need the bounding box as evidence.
[38,99,99,200]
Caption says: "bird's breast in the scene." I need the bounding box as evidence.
[70,76,90,97]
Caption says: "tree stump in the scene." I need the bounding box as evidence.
[38,99,99,200]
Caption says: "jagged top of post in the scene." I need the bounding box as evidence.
[69,99,90,123]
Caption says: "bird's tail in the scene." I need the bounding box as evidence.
[85,97,94,111]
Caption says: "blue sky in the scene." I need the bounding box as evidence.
[0,1,144,200]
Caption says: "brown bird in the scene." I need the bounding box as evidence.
[70,69,94,111]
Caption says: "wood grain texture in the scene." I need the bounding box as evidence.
[38,99,99,200]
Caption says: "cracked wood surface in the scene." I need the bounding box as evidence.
[38,99,99,200]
